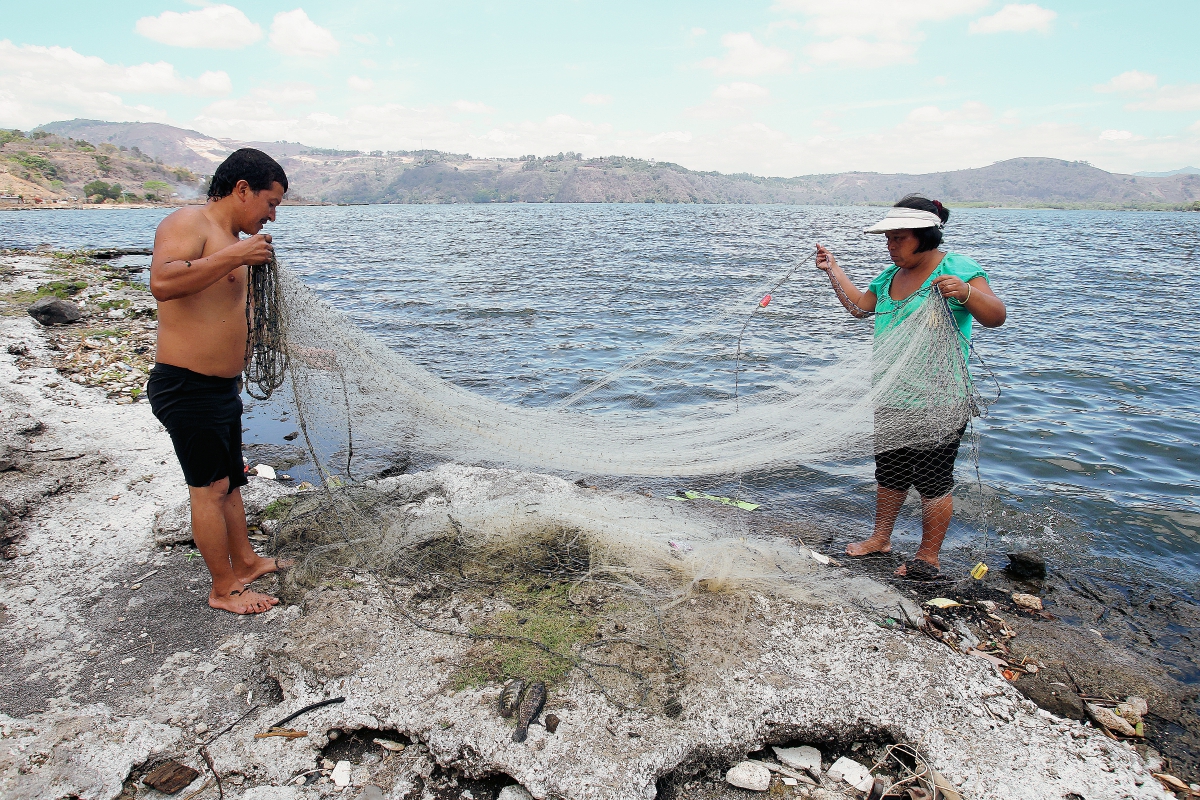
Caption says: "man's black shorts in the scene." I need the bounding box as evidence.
[875,430,964,499]
[147,363,247,493]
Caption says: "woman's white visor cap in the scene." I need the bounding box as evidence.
[864,207,944,234]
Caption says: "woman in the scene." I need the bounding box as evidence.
[815,195,1006,579]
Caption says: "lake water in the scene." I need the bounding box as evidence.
[4,204,1198,593]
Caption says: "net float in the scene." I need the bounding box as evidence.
[759,294,772,308]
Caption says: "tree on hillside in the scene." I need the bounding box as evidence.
[83,180,122,202]
[143,180,170,200]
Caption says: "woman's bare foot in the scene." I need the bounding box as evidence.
[209,587,279,615]
[235,555,295,586]
[846,535,892,557]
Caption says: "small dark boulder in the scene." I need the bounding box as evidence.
[1006,550,1047,580]
[142,760,201,794]
[27,297,82,326]
[1014,675,1085,720]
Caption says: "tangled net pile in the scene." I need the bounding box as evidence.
[248,259,987,707]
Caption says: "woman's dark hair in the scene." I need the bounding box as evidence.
[207,148,289,199]
[894,194,949,252]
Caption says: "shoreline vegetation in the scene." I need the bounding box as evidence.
[1,248,1197,798]
[7,120,1198,212]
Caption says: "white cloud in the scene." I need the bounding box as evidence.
[180,89,1200,178]
[775,0,987,38]
[269,9,339,58]
[1096,71,1158,93]
[664,100,1192,176]
[712,82,770,101]
[647,131,693,144]
[135,5,263,49]
[255,83,317,105]
[968,4,1057,35]
[1099,129,1133,141]
[453,100,494,113]
[1095,72,1200,112]
[1130,84,1200,112]
[347,76,374,92]
[687,82,771,119]
[776,0,987,67]
[352,33,378,46]
[690,27,707,37]
[701,33,792,76]
[0,40,231,129]
[581,93,613,106]
[808,37,916,67]
[906,100,992,125]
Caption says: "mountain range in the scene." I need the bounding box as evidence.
[35,119,1200,209]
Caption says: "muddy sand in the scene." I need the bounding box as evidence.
[0,250,1192,800]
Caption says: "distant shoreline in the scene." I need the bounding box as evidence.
[0,198,329,211]
[3,200,1197,212]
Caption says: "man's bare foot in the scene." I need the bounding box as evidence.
[209,587,278,615]
[235,555,295,586]
[846,536,892,557]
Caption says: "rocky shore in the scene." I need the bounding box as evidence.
[0,250,1189,800]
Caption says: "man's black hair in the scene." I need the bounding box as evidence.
[207,148,288,200]
[894,194,949,253]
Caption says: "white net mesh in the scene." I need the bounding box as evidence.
[262,262,987,703]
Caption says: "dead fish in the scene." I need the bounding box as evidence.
[498,678,525,718]
[512,681,546,743]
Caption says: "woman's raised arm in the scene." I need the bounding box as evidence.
[816,243,876,319]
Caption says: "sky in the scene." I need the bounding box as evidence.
[2,1,1199,177]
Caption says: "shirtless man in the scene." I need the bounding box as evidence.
[147,148,288,614]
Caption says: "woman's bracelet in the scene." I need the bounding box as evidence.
[952,284,972,305]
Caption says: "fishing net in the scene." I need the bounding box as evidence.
[250,259,988,707]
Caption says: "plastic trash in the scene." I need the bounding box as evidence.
[827,756,873,792]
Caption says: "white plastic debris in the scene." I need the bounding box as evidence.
[253,464,277,480]
[827,756,873,792]
[331,760,351,787]
[773,745,821,776]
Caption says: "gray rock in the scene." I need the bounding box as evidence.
[27,297,82,325]
[773,745,821,776]
[1014,676,1085,720]
[497,787,533,800]
[726,761,772,791]
[355,788,385,800]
